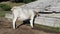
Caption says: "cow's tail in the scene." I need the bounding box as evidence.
[11,7,16,11]
[11,7,16,19]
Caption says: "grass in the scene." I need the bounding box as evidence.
[0,11,5,17]
[34,24,60,33]
[26,23,60,33]
[0,11,11,17]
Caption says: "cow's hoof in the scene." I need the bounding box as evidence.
[13,28,16,30]
[31,27,34,29]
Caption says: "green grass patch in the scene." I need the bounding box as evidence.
[0,11,6,17]
[34,24,60,32]
[0,11,11,17]
[0,4,12,11]
[26,24,60,33]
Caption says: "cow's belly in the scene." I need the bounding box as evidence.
[18,14,30,20]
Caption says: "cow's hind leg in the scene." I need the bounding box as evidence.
[13,15,18,29]
[30,14,34,28]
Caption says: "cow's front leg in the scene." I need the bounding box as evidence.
[13,16,17,29]
[30,14,34,28]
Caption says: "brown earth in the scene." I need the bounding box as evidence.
[0,17,60,34]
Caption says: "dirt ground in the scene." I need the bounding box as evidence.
[0,17,60,34]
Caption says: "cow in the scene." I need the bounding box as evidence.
[11,0,54,29]
[11,6,40,29]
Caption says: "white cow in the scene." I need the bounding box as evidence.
[11,0,55,29]
[11,6,40,29]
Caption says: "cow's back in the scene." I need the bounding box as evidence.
[18,8,34,20]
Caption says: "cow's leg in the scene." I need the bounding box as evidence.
[30,14,34,28]
[13,15,18,29]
